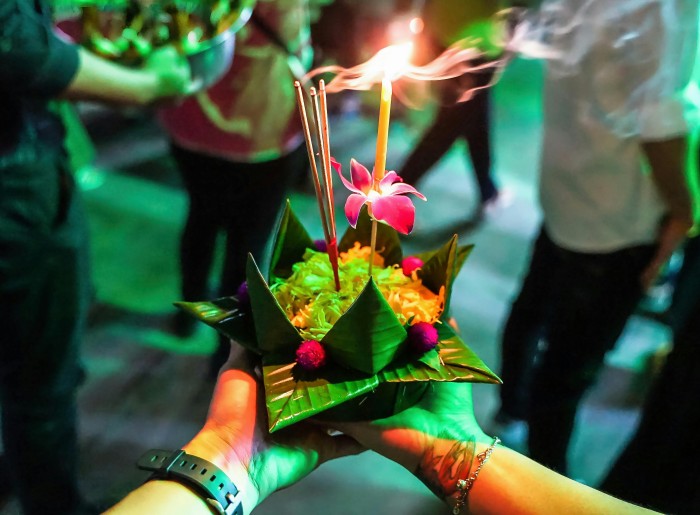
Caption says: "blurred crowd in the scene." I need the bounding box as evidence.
[1,0,699,514]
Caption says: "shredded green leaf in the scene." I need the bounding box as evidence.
[270,244,444,340]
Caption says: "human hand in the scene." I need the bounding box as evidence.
[641,215,692,290]
[330,381,490,503]
[183,345,363,513]
[142,45,196,102]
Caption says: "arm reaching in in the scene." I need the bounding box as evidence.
[332,381,660,515]
[106,345,362,515]
[61,45,195,106]
[641,137,694,290]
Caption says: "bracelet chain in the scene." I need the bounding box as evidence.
[452,436,501,515]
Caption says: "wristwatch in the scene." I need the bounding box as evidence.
[137,449,243,515]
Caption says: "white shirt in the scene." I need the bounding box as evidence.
[536,0,698,252]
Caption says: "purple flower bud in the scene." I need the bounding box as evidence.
[408,322,439,353]
[314,239,328,252]
[402,256,424,276]
[236,281,250,306]
[296,340,327,371]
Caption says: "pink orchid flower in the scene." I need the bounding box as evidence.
[332,158,426,235]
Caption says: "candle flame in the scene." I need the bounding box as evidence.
[305,38,501,103]
[302,7,560,105]
[375,42,414,81]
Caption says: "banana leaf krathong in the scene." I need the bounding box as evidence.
[177,201,500,432]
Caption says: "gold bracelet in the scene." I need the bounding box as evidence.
[452,436,500,515]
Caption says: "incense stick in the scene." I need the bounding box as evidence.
[295,81,341,290]
[294,81,330,243]
[310,88,327,188]
[310,85,341,291]
[318,80,337,239]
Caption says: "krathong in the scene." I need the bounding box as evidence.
[178,203,500,432]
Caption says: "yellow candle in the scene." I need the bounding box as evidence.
[374,77,392,187]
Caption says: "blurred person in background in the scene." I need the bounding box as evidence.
[159,0,322,377]
[397,0,506,221]
[0,1,192,513]
[492,0,698,477]
[600,230,700,515]
[600,52,700,510]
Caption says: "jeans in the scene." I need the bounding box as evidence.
[499,228,655,474]
[0,149,89,514]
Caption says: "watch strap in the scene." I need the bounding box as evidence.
[137,449,243,515]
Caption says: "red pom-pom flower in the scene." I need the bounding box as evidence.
[401,256,424,276]
[295,340,327,371]
[408,322,439,353]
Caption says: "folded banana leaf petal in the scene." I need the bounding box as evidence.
[380,322,501,384]
[419,237,474,317]
[262,355,380,432]
[246,254,303,353]
[269,200,315,280]
[175,297,259,352]
[322,277,407,374]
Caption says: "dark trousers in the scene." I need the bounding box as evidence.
[499,228,655,474]
[399,70,497,204]
[0,152,89,514]
[172,144,307,367]
[601,237,700,514]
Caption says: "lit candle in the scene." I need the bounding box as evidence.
[374,76,392,187]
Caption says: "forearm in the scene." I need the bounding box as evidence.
[59,48,161,106]
[644,136,694,224]
[105,430,261,515]
[413,436,659,515]
[104,448,260,515]
[105,480,217,515]
[466,444,660,515]
[639,136,694,286]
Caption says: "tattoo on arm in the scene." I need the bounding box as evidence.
[415,437,475,499]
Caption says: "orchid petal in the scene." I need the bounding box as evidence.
[345,193,368,228]
[350,159,373,194]
[335,159,364,195]
[379,171,401,189]
[379,171,427,200]
[385,181,427,200]
[372,195,416,235]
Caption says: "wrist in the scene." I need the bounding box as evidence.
[183,433,261,515]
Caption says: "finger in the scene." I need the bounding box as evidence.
[324,420,388,453]
[328,421,424,471]
[319,434,366,463]
[222,343,258,374]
